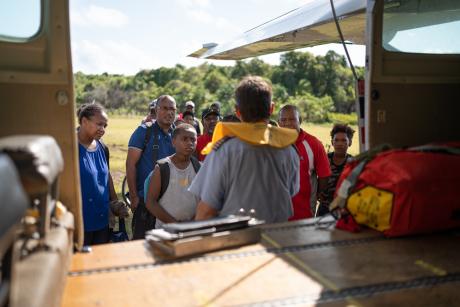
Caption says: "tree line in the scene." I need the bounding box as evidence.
[74,50,363,124]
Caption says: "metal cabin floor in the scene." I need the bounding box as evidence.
[62,218,460,306]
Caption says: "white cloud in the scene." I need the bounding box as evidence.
[250,0,313,7]
[70,5,128,28]
[215,17,241,32]
[287,0,315,7]
[176,0,210,9]
[70,10,86,26]
[187,9,241,34]
[188,9,213,24]
[247,0,310,7]
[72,40,159,75]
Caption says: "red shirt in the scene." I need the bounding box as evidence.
[196,134,212,161]
[290,129,331,220]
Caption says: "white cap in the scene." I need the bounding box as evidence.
[185,101,195,107]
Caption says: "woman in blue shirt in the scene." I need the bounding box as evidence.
[77,103,120,245]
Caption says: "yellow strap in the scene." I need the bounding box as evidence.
[201,122,298,155]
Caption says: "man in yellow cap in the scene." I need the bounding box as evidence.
[189,76,300,223]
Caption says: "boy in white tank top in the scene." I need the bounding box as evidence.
[145,124,200,228]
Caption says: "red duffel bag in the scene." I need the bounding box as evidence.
[331,143,460,237]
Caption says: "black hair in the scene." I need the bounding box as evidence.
[77,103,105,124]
[201,108,220,120]
[235,76,272,122]
[278,104,302,124]
[210,102,221,110]
[182,111,195,118]
[330,123,355,140]
[172,123,196,139]
[222,114,241,122]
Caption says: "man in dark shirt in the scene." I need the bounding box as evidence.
[126,95,176,239]
[195,108,220,161]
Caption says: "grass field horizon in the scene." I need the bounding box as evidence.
[104,115,359,195]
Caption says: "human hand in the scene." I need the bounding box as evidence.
[110,200,131,218]
[129,194,139,210]
[118,204,130,218]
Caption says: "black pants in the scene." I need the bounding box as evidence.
[84,226,110,246]
[316,202,331,217]
[131,199,156,240]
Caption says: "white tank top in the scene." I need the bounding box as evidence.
[156,157,200,228]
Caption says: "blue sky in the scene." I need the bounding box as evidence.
[69,0,366,75]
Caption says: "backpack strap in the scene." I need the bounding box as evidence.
[291,144,299,155]
[156,156,199,201]
[141,125,153,153]
[212,136,233,152]
[152,128,160,164]
[190,156,201,174]
[157,159,170,200]
[123,125,158,206]
[141,124,160,163]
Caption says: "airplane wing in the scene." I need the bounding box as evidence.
[189,0,366,60]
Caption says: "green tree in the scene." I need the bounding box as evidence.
[183,67,205,86]
[163,79,194,109]
[73,50,361,119]
[152,66,183,87]
[272,83,289,104]
[231,58,271,80]
[204,70,227,94]
[230,60,250,79]
[287,93,334,123]
[215,81,237,114]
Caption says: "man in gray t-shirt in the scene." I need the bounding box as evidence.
[189,76,300,223]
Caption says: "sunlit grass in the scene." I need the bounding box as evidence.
[104,115,143,194]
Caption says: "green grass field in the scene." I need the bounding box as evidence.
[103,115,143,194]
[103,115,359,194]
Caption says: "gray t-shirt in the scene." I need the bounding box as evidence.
[156,157,199,229]
[189,138,300,223]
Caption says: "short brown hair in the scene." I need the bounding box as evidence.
[235,76,272,122]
